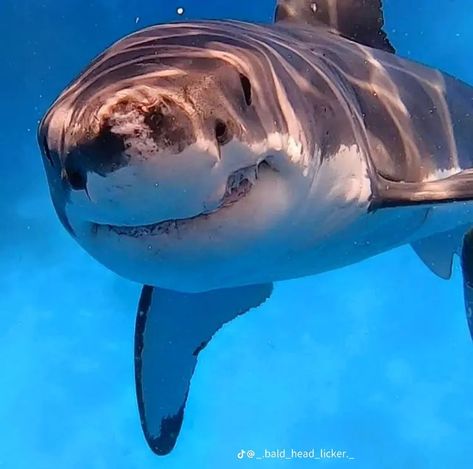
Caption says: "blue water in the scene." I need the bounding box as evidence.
[1,1,473,467]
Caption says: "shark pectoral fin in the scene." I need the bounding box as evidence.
[372,172,473,210]
[134,283,274,455]
[412,234,458,280]
[461,231,473,341]
[274,0,395,53]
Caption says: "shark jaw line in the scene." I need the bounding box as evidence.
[94,159,275,237]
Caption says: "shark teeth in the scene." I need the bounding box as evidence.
[222,160,270,207]
[102,160,272,237]
[222,165,256,206]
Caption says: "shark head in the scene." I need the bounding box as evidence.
[38,22,328,291]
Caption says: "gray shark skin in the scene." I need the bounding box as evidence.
[38,0,473,456]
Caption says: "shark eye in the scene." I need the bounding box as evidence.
[239,74,252,106]
[42,137,55,166]
[215,120,232,145]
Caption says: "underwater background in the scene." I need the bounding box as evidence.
[1,0,473,467]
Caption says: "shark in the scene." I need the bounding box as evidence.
[38,0,473,456]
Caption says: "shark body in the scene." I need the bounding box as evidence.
[38,0,473,455]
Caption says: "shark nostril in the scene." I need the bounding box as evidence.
[66,168,87,190]
[215,120,232,145]
[65,154,88,190]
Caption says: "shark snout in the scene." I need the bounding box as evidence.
[44,99,231,227]
[40,83,263,229]
[62,94,200,191]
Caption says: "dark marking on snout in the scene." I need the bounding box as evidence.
[64,124,128,190]
[144,100,196,153]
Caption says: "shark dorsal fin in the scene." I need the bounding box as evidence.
[274,0,396,54]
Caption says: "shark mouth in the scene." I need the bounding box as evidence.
[102,160,273,237]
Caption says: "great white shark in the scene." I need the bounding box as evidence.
[38,0,473,456]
